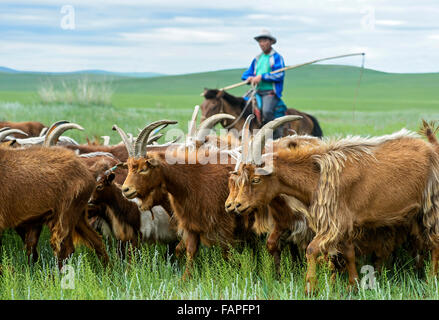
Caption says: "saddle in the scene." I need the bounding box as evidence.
[243,92,287,124]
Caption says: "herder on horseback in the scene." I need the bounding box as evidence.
[200,29,325,139]
[242,29,286,139]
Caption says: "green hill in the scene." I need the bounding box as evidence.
[1,65,438,111]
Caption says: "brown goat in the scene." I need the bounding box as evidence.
[0,121,46,138]
[0,145,108,267]
[114,119,259,280]
[66,143,129,162]
[88,159,177,248]
[233,124,439,293]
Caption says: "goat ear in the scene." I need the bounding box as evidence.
[147,158,160,167]
[6,140,16,147]
[216,90,224,99]
[312,160,321,173]
[107,172,115,183]
[287,141,297,149]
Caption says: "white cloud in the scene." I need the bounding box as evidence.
[375,20,405,26]
[120,28,237,44]
[1,0,439,73]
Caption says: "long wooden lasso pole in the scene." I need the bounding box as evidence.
[200,52,365,95]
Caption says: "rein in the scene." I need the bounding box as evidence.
[220,85,257,130]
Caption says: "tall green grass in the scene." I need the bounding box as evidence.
[0,65,438,299]
[1,227,438,300]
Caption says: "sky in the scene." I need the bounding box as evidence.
[1,0,439,74]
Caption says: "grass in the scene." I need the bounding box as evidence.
[0,65,438,299]
[1,228,438,300]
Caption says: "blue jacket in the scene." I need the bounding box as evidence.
[241,49,285,98]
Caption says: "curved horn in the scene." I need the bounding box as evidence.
[0,127,11,133]
[45,120,70,138]
[147,133,164,145]
[195,113,235,142]
[0,129,28,141]
[187,105,200,138]
[39,127,48,137]
[241,114,255,165]
[135,120,178,157]
[44,123,84,147]
[157,134,183,147]
[135,124,170,152]
[101,135,110,146]
[234,114,254,171]
[112,125,135,157]
[250,115,303,164]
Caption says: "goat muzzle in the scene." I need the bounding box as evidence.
[122,186,137,199]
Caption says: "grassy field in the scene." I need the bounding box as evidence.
[0,65,439,300]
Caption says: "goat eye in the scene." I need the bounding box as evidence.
[96,185,104,191]
[252,178,261,184]
[139,167,149,174]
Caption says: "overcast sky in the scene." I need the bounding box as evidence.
[1,0,438,74]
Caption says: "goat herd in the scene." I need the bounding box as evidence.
[0,110,439,295]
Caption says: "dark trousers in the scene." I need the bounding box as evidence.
[258,90,283,139]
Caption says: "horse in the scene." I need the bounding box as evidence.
[200,89,323,138]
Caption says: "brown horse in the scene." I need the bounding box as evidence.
[200,89,323,138]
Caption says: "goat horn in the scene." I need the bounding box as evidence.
[0,129,28,141]
[187,105,200,138]
[0,127,11,133]
[195,113,235,142]
[39,127,48,137]
[45,120,70,138]
[135,120,178,157]
[240,114,255,167]
[101,135,110,146]
[157,134,183,147]
[44,123,84,147]
[147,133,164,144]
[250,115,303,164]
[112,125,135,157]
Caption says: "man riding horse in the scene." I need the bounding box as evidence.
[242,29,286,139]
[200,30,323,139]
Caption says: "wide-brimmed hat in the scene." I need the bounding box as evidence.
[254,29,277,44]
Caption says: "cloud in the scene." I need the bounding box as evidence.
[120,28,237,44]
[1,0,439,73]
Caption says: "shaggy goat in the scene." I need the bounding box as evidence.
[0,144,108,267]
[114,116,261,279]
[0,120,46,138]
[232,119,439,293]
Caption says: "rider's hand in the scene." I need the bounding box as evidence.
[246,76,253,84]
[251,75,262,86]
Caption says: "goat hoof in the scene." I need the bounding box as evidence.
[304,277,318,296]
[181,269,192,281]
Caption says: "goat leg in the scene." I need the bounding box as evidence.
[266,226,283,275]
[182,231,199,281]
[305,237,322,295]
[175,239,186,258]
[24,225,42,263]
[341,242,359,291]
